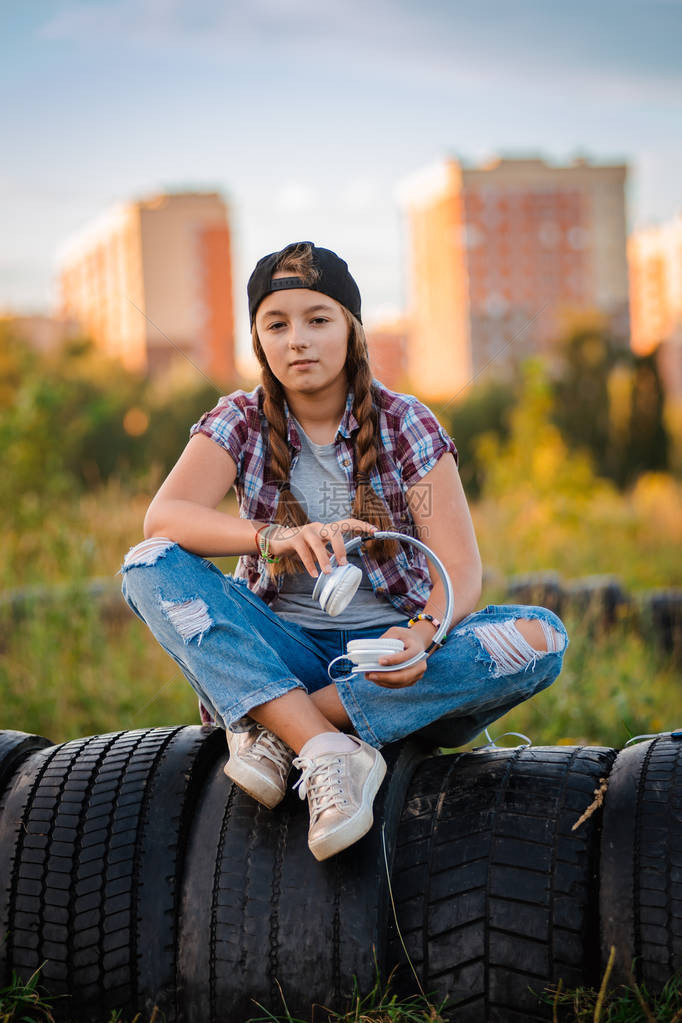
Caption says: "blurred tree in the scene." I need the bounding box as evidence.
[623,351,669,484]
[550,323,621,477]
[431,379,517,498]
[2,335,148,497]
[145,381,224,481]
[476,358,601,501]
[0,320,35,407]
[550,324,669,487]
[473,359,623,578]
[0,325,238,516]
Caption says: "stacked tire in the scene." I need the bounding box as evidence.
[0,730,53,798]
[600,733,682,991]
[0,728,424,1022]
[1,728,681,1022]
[387,745,616,1022]
[0,726,226,1022]
[175,736,424,1023]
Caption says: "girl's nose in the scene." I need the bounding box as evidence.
[288,323,309,348]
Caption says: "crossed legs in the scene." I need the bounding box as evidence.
[250,618,565,745]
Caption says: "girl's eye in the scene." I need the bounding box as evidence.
[267,322,285,330]
[311,317,329,325]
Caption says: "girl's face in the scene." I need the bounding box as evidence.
[255,281,349,396]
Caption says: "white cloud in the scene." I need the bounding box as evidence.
[38,0,682,104]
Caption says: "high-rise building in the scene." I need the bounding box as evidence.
[399,156,630,401]
[366,316,410,392]
[629,211,682,399]
[0,313,81,354]
[57,192,236,383]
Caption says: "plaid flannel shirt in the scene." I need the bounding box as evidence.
[189,379,458,619]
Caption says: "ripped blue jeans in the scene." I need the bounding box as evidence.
[118,538,569,749]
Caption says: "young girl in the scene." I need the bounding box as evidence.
[119,241,568,862]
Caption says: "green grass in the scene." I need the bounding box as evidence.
[542,951,682,1022]
[2,467,681,594]
[2,963,681,1023]
[545,976,682,1021]
[245,967,448,1022]
[0,964,448,1022]
[0,589,199,743]
[1,472,681,1014]
[466,602,682,751]
[1,589,678,750]
[2,467,680,748]
[472,471,682,595]
[0,967,59,1022]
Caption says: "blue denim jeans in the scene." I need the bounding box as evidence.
[118,538,569,749]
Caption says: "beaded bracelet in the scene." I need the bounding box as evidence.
[254,524,281,564]
[407,612,441,631]
[407,612,447,648]
[260,525,281,564]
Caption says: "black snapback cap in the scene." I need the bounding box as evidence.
[248,241,362,326]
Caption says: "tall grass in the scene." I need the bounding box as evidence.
[473,470,682,592]
[2,960,681,1022]
[1,466,680,746]
[2,464,680,595]
[472,362,682,592]
[2,359,681,746]
[1,576,678,749]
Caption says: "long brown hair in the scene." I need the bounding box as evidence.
[251,242,400,577]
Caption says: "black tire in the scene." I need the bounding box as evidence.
[505,573,565,615]
[177,737,426,1023]
[600,732,682,991]
[642,590,682,657]
[0,725,226,1022]
[0,730,53,801]
[563,576,632,632]
[388,745,617,1022]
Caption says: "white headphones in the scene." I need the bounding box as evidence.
[311,529,455,682]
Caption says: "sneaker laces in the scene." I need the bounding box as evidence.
[245,725,293,773]
[292,753,348,822]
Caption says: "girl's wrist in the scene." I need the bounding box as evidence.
[407,613,439,633]
[254,523,281,562]
[253,522,268,553]
[262,524,283,553]
[407,615,445,650]
[406,621,432,647]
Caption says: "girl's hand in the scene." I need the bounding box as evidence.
[364,626,428,689]
[267,519,378,578]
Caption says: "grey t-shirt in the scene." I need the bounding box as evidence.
[270,417,408,630]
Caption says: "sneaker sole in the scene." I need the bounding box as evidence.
[308,752,388,861]
[223,758,287,810]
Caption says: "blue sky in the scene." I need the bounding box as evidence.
[2,0,681,363]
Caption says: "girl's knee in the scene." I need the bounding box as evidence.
[119,537,185,618]
[119,536,178,574]
[471,610,567,678]
[514,605,568,650]
[514,617,566,654]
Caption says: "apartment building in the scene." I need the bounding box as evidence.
[400,156,629,401]
[58,192,236,383]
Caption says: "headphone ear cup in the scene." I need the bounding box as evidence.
[319,563,363,616]
[316,572,335,613]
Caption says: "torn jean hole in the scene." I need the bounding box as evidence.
[473,618,565,678]
[160,595,213,646]
[121,537,176,571]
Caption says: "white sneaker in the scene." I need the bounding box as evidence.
[293,738,387,861]
[224,723,295,809]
